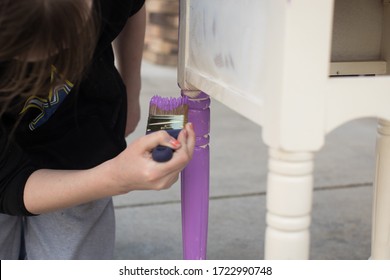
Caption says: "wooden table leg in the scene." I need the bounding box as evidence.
[265,148,314,259]
[180,91,210,260]
[371,118,390,259]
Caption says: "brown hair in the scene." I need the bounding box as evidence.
[0,0,99,115]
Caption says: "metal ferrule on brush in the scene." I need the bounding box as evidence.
[146,114,187,132]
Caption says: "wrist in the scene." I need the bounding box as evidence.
[95,158,130,196]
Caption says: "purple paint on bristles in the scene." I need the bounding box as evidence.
[150,95,188,111]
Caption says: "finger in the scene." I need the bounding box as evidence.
[161,173,180,190]
[185,123,196,158]
[159,124,195,173]
[141,131,181,152]
[177,123,195,157]
[147,124,195,172]
[149,168,180,190]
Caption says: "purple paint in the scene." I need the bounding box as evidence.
[181,146,209,259]
[181,91,210,260]
[150,95,188,111]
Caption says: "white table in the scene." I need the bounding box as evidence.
[178,0,390,259]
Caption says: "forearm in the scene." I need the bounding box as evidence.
[23,160,123,214]
[23,121,195,216]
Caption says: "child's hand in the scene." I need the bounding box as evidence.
[111,123,195,193]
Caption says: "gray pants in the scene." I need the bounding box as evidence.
[0,198,115,260]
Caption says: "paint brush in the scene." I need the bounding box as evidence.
[146,95,189,162]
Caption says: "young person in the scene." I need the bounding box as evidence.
[0,0,195,259]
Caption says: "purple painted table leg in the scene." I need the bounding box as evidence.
[181,91,210,260]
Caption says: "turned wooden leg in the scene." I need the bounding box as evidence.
[265,148,314,259]
[180,91,210,260]
[371,119,390,259]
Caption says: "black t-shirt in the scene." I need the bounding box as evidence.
[0,0,145,216]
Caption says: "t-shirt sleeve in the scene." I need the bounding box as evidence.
[0,125,37,216]
[129,0,145,17]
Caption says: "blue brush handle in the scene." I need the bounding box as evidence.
[152,145,174,162]
[150,129,181,162]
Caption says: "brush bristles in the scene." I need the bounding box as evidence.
[149,95,189,115]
